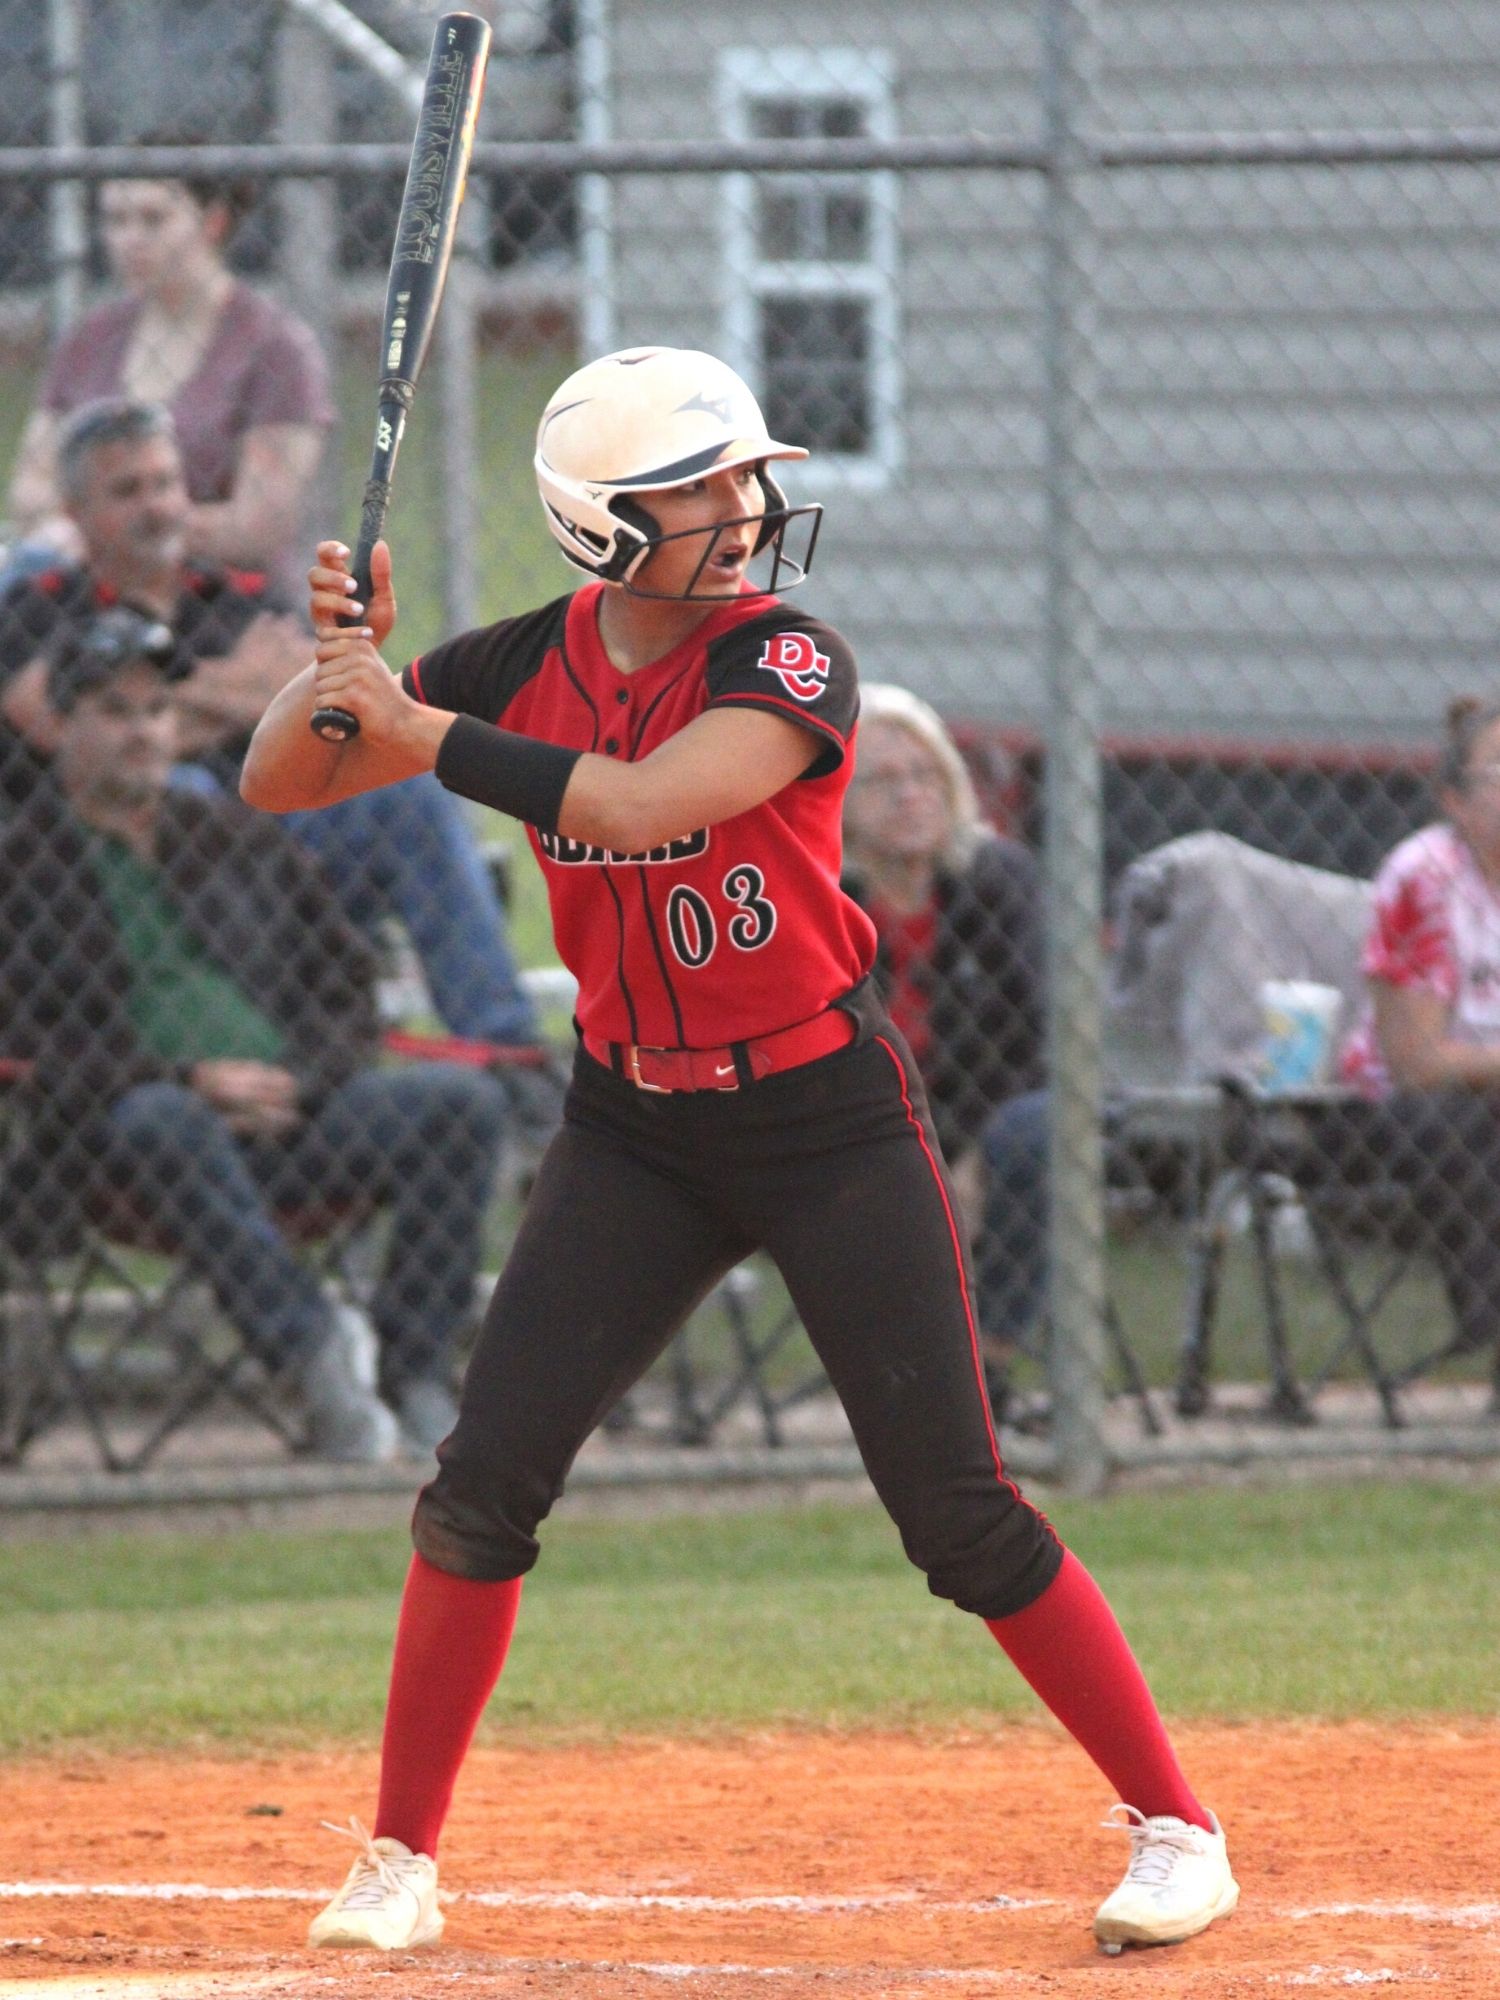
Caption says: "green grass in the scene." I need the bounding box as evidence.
[2,1485,1496,1756]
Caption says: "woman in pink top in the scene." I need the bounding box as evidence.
[1335,694,1500,1395]
[7,156,334,598]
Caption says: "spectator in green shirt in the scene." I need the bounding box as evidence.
[0,607,509,1461]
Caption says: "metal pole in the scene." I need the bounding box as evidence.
[278,0,424,112]
[273,12,343,562]
[575,0,616,358]
[46,0,87,338]
[1039,0,1110,1494]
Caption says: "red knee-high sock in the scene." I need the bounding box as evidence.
[373,1554,522,1858]
[985,1548,1211,1829]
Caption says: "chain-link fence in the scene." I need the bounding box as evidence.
[4,0,1500,1487]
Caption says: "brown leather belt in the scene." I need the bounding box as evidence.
[583,1008,855,1093]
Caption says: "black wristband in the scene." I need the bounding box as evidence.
[434,714,582,834]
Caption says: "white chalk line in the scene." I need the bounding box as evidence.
[2,1881,1498,1933]
[0,1883,1043,1915]
[1272,1973,1440,1989]
[0,1958,1463,1997]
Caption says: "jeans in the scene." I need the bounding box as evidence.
[977,1087,1050,1351]
[281,780,539,1045]
[98,1064,508,1386]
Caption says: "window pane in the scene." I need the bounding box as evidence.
[749,95,868,142]
[818,98,867,139]
[759,295,872,454]
[755,183,870,263]
[756,188,807,261]
[824,191,870,261]
[750,101,805,140]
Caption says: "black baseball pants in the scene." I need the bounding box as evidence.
[414,1018,1063,1620]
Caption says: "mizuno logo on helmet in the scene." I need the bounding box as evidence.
[674,391,734,424]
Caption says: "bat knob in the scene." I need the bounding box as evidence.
[311,705,362,743]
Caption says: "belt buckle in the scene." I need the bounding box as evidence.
[627,1045,673,1093]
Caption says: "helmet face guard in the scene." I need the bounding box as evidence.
[605,482,824,603]
[534,346,823,601]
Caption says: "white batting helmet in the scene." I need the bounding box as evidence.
[534,346,821,598]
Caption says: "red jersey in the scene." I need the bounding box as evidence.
[404,583,877,1048]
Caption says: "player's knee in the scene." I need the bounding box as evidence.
[903,1487,1064,1621]
[411,1450,551,1581]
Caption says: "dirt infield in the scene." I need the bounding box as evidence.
[2,1721,1497,1997]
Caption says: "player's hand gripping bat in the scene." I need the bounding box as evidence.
[310,10,491,742]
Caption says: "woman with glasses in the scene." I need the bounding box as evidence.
[841,685,1046,1415]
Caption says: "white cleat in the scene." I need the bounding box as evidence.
[308,1817,444,1951]
[1092,1804,1239,1953]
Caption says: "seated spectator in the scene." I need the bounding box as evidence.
[842,684,1045,1410]
[6,145,332,600]
[0,610,511,1459]
[1332,694,1500,1397]
[0,398,543,1051]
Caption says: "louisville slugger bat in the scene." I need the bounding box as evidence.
[311,9,491,741]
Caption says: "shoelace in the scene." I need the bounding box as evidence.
[322,1816,417,1911]
[1101,1804,1203,1887]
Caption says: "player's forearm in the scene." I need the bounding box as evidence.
[554,754,707,852]
[241,665,450,809]
[239,669,345,807]
[433,717,698,851]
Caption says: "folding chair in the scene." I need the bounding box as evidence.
[1,1157,384,1473]
[0,1031,548,1473]
[1104,831,1435,1425]
[1169,1081,1411,1428]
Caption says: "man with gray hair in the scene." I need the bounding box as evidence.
[0,396,306,810]
[0,397,548,1057]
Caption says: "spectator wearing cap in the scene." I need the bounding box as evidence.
[0,399,545,1053]
[0,614,511,1460]
[45,602,188,708]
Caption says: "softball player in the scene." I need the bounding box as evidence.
[242,347,1237,1958]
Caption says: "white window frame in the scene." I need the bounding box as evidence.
[717,48,902,490]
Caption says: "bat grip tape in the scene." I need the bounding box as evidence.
[435,713,581,834]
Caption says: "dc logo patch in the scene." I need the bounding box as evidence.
[756,631,830,703]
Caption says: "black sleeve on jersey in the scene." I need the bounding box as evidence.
[703,606,859,779]
[402,595,570,723]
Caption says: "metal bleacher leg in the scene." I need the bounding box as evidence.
[709,1263,788,1447]
[1298,1204,1405,1428]
[1245,1173,1315,1424]
[1103,1300,1161,1435]
[1175,1169,1235,1417]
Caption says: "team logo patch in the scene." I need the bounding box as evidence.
[756,631,830,702]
